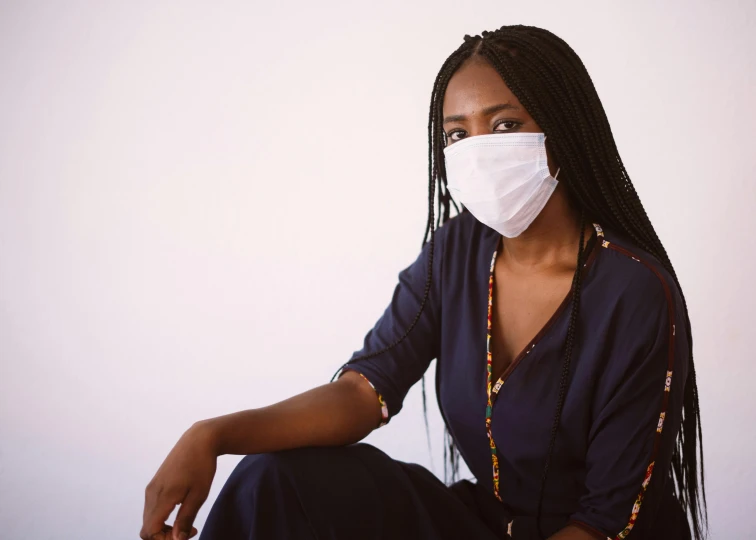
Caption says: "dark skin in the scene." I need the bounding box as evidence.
[143,57,600,540]
[442,56,595,540]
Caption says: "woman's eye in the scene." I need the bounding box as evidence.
[494,121,519,132]
[446,130,466,142]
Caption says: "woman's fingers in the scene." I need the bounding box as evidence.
[169,524,199,540]
[151,523,197,540]
[140,523,171,540]
[172,489,208,540]
[141,482,180,540]
[141,425,217,540]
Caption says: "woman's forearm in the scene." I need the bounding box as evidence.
[198,370,382,456]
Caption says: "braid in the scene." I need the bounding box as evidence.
[536,213,586,538]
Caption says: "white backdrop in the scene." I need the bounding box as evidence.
[1,1,754,538]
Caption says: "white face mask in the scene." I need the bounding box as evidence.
[443,132,559,238]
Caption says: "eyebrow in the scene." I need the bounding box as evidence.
[442,102,521,124]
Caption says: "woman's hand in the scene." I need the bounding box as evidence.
[140,524,197,540]
[140,421,218,540]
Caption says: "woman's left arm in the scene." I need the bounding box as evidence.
[562,267,689,539]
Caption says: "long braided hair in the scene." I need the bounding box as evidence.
[339,25,706,539]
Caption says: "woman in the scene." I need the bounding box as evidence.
[140,25,706,540]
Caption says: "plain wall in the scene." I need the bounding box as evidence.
[1,0,754,537]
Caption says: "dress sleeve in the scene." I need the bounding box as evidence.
[335,228,445,427]
[568,267,689,539]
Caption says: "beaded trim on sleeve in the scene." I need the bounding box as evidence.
[338,368,389,427]
[354,372,389,427]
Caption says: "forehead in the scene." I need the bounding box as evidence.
[442,58,523,115]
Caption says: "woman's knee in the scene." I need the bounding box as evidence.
[226,447,335,488]
[226,452,291,491]
[223,444,380,497]
[202,451,324,539]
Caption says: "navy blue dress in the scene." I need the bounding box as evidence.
[200,211,690,540]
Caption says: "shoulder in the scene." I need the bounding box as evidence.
[592,224,684,327]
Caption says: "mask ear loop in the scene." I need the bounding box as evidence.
[543,135,560,180]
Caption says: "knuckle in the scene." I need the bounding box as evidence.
[145,482,165,500]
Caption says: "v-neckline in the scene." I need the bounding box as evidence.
[482,223,601,502]
[487,225,600,397]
